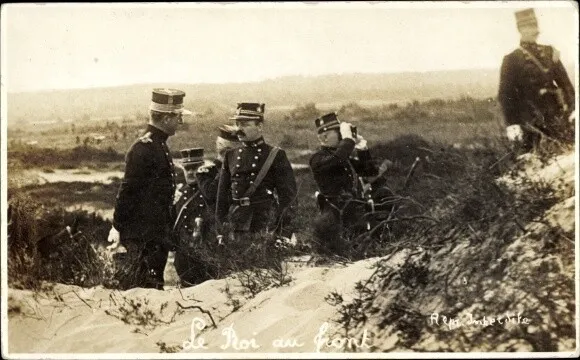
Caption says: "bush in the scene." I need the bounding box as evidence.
[7,192,114,289]
[326,141,574,351]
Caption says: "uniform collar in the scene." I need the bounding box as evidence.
[520,41,538,50]
[146,124,170,142]
[242,137,266,148]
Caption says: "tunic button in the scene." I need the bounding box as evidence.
[258,149,262,152]
[237,156,241,160]
[252,164,256,167]
[250,181,254,184]
[199,204,204,207]
[184,215,187,218]
[184,225,188,229]
[239,149,243,153]
[251,173,255,176]
[236,164,240,168]
[254,156,258,159]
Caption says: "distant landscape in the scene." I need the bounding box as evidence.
[7,68,507,124]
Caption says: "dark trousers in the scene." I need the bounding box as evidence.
[313,200,365,255]
[228,200,275,233]
[114,235,169,290]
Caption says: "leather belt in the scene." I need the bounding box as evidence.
[232,195,273,207]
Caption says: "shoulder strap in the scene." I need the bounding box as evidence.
[519,46,550,74]
[172,188,201,232]
[242,147,280,198]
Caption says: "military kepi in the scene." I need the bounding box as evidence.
[150,88,193,115]
[230,103,265,122]
[315,112,341,134]
[515,8,538,30]
[180,147,204,165]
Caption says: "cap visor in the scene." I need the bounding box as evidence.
[179,108,193,116]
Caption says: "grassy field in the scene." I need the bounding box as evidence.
[6,96,513,288]
[7,96,504,165]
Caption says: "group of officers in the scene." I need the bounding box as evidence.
[106,8,575,290]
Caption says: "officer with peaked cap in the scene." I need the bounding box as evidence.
[309,112,378,254]
[216,103,297,236]
[171,148,219,286]
[107,88,192,290]
[498,8,575,152]
[196,125,242,206]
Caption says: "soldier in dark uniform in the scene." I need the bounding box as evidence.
[172,127,241,286]
[498,8,575,152]
[216,103,297,237]
[309,112,378,254]
[107,88,191,290]
[172,148,217,286]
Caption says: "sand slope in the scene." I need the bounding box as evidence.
[7,251,409,354]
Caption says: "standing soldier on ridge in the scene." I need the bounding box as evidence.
[216,103,297,238]
[498,8,575,152]
[107,88,192,290]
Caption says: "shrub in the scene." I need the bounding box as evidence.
[7,192,114,289]
[326,141,574,351]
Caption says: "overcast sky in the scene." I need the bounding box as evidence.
[2,1,578,93]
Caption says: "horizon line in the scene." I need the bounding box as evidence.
[5,66,507,95]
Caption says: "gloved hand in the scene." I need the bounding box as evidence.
[354,135,368,150]
[506,124,523,142]
[339,122,354,140]
[173,184,184,205]
[107,226,120,251]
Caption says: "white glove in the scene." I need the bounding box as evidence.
[378,159,392,175]
[173,184,184,205]
[354,135,368,150]
[506,125,523,142]
[107,226,120,251]
[568,110,576,123]
[339,122,354,140]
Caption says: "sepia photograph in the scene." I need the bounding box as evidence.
[1,1,578,358]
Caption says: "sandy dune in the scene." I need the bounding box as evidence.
[7,251,409,354]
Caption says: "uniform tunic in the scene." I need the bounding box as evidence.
[216,137,297,233]
[310,138,378,200]
[172,182,217,285]
[309,138,378,253]
[196,159,222,206]
[112,125,177,289]
[498,41,575,149]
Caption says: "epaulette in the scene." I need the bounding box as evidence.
[552,47,560,63]
[138,132,153,143]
